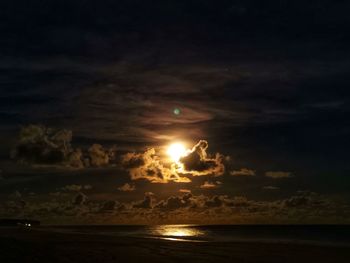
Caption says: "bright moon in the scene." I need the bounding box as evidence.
[167,143,187,162]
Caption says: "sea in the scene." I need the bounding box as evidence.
[43,224,350,246]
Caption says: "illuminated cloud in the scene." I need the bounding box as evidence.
[12,126,225,185]
[87,144,110,167]
[121,148,190,183]
[67,149,85,169]
[200,181,222,189]
[179,140,225,177]
[118,183,136,192]
[230,168,256,176]
[265,171,293,178]
[121,140,225,184]
[82,144,117,168]
[179,189,191,193]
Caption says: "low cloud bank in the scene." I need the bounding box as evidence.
[11,125,117,168]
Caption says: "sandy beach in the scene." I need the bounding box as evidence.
[0,227,349,263]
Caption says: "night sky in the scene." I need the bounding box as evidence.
[1,0,350,224]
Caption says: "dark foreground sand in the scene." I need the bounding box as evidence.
[0,227,349,263]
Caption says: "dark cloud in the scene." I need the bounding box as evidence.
[118,183,135,192]
[11,125,118,169]
[70,143,117,168]
[132,192,155,209]
[204,195,226,208]
[230,168,256,176]
[265,171,293,179]
[282,191,324,208]
[8,190,22,199]
[72,192,88,206]
[1,189,349,224]
[62,184,92,192]
[98,200,117,212]
[155,193,193,211]
[11,125,73,165]
[180,140,225,177]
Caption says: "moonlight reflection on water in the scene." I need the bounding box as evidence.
[150,225,206,242]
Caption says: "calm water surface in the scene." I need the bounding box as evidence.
[46,225,350,245]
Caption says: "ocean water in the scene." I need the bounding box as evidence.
[45,225,350,246]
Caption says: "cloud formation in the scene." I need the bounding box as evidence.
[11,125,73,165]
[121,148,190,183]
[62,184,92,192]
[180,140,225,177]
[2,189,349,225]
[155,193,193,210]
[118,183,136,192]
[265,171,293,178]
[230,168,256,176]
[121,140,225,184]
[200,181,222,189]
[73,192,88,206]
[88,144,110,167]
[99,200,118,213]
[132,192,155,209]
[11,125,118,169]
[179,189,191,193]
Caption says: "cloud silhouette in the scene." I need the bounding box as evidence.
[11,125,73,164]
[132,192,155,209]
[11,125,118,169]
[179,140,225,177]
